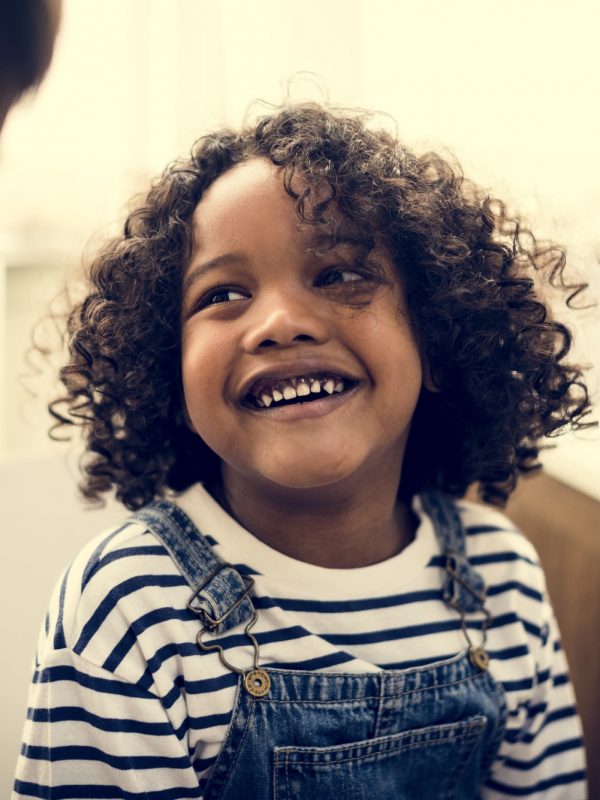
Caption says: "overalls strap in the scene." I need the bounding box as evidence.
[420,491,486,614]
[132,499,256,634]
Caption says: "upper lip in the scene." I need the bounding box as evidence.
[237,358,363,401]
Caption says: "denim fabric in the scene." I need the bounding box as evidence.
[133,493,506,800]
[134,501,256,633]
[421,491,486,614]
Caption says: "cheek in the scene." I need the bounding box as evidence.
[180,331,224,429]
[180,330,245,467]
[354,308,423,372]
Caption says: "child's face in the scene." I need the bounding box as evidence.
[181,158,424,498]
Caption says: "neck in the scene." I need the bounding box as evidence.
[215,468,416,569]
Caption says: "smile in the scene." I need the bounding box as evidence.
[242,374,356,410]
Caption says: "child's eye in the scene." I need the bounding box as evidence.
[195,286,248,310]
[316,268,365,287]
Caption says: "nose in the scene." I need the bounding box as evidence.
[241,290,331,352]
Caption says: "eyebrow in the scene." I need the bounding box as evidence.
[183,252,247,294]
[307,232,365,250]
[183,235,367,294]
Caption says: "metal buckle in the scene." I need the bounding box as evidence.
[188,564,270,696]
[444,552,487,608]
[186,564,255,630]
[444,552,491,670]
[197,610,271,696]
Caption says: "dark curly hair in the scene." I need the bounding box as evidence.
[49,102,593,509]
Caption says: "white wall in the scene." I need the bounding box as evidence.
[1,0,599,792]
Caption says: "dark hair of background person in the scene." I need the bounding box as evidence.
[0,0,61,127]
[47,102,594,510]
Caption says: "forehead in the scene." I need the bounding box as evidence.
[191,158,356,258]
[192,158,290,235]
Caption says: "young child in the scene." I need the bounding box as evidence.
[14,103,591,799]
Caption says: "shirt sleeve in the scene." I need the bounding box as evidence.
[481,595,587,799]
[13,645,203,799]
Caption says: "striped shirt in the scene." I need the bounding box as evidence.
[13,485,587,799]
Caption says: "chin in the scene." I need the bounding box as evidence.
[255,461,360,492]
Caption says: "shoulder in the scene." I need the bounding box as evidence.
[452,499,558,670]
[455,498,541,569]
[40,514,189,679]
[453,498,550,624]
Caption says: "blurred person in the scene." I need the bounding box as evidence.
[0,0,62,130]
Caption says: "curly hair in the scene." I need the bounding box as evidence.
[49,102,593,509]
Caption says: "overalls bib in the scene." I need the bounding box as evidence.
[134,492,507,800]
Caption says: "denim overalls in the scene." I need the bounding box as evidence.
[134,492,507,800]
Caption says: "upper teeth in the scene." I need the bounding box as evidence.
[252,375,347,408]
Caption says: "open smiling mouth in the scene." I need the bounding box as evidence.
[242,374,358,410]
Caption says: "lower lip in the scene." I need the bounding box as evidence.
[243,385,361,421]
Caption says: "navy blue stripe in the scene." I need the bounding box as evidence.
[189,710,232,731]
[135,642,201,692]
[102,607,195,671]
[429,551,538,568]
[143,669,239,705]
[26,705,175,736]
[179,670,240,695]
[219,624,312,652]
[152,674,185,709]
[500,676,534,692]
[81,524,133,589]
[21,743,190,770]
[486,581,543,602]
[35,664,156,699]
[503,737,584,770]
[536,666,551,686]
[465,524,517,535]
[525,701,547,719]
[138,625,310,688]
[322,611,520,647]
[264,651,357,671]
[322,618,461,646]
[471,551,538,567]
[53,565,72,650]
[254,588,441,614]
[507,706,578,744]
[74,575,187,654]
[503,708,577,744]
[191,755,217,773]
[485,769,586,795]
[14,780,202,799]
[92,546,170,577]
[553,672,569,687]
[487,644,529,661]
[521,618,543,638]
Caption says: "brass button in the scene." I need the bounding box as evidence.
[469,645,490,671]
[244,668,271,697]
